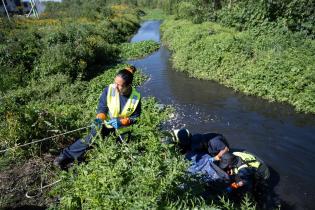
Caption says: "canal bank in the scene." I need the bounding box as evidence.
[129,20,315,210]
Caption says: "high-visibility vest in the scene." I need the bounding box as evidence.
[232,151,261,174]
[106,84,140,128]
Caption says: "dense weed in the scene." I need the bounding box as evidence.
[161,19,315,113]
[120,40,160,60]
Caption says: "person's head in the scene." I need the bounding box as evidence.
[172,128,192,150]
[219,152,238,172]
[114,66,137,95]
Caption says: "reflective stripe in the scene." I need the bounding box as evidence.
[111,87,116,97]
[233,151,261,170]
[107,84,120,119]
[234,164,248,174]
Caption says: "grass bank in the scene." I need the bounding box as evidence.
[1,11,257,209]
[47,69,257,209]
[161,19,315,114]
[0,5,158,208]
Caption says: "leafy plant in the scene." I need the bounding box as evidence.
[120,40,160,60]
[161,18,315,113]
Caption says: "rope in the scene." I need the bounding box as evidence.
[115,128,124,143]
[3,123,106,199]
[25,179,62,199]
[0,125,94,153]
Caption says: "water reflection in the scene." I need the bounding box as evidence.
[128,20,315,210]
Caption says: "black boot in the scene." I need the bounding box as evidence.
[53,153,69,169]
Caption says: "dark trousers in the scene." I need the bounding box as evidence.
[62,125,115,160]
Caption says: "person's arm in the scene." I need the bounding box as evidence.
[96,87,109,120]
[207,134,229,160]
[232,167,252,189]
[215,146,229,161]
[226,167,251,193]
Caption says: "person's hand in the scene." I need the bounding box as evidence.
[107,118,122,129]
[214,155,220,161]
[93,118,103,129]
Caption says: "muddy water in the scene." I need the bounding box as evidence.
[128,20,315,210]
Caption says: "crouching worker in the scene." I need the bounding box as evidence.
[162,129,231,192]
[219,152,270,196]
[171,128,230,162]
[54,66,141,168]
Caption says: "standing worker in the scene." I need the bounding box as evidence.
[54,66,141,168]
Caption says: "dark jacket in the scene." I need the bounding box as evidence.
[190,133,229,157]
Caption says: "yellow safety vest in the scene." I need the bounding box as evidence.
[106,84,140,128]
[232,152,261,174]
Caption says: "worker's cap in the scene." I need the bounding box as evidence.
[219,152,237,170]
[171,128,191,146]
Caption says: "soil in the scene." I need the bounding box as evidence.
[0,154,58,209]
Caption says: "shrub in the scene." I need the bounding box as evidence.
[120,40,160,60]
[161,19,315,113]
[35,23,120,80]
[51,97,190,209]
[0,74,87,151]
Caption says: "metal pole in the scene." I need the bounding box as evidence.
[27,0,34,17]
[33,0,39,18]
[1,0,11,21]
[27,0,39,18]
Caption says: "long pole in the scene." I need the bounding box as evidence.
[33,0,39,18]
[1,0,11,21]
[27,0,39,18]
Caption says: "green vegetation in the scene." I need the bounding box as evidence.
[2,0,314,208]
[131,0,315,37]
[161,19,315,113]
[0,3,141,154]
[49,95,256,209]
[50,98,186,209]
[120,40,160,60]
[1,1,248,209]
[141,9,168,20]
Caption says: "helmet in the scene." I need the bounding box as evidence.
[219,152,237,170]
[172,128,191,147]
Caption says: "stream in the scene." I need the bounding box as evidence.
[128,20,315,210]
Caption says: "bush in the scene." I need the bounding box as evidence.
[0,74,87,151]
[51,97,190,209]
[0,29,43,91]
[165,0,315,36]
[217,0,269,31]
[120,40,160,60]
[161,19,315,113]
[34,23,121,80]
[176,2,196,20]
[0,63,146,156]
[110,15,140,42]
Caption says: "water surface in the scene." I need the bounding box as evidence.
[129,20,315,210]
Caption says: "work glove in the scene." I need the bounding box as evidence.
[93,118,103,129]
[225,186,233,193]
[107,118,122,129]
